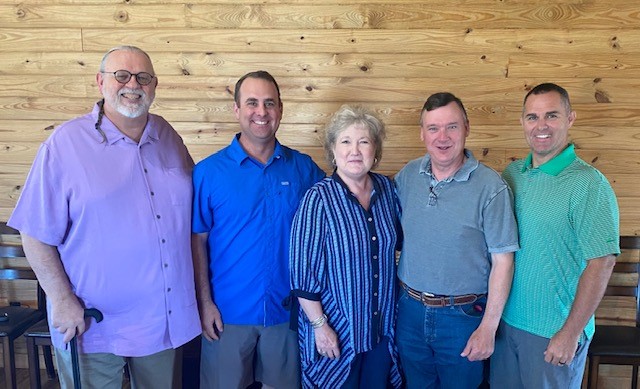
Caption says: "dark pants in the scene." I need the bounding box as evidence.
[342,337,392,389]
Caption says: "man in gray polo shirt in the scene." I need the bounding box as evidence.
[394,92,519,388]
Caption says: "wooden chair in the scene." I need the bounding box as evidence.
[587,236,640,389]
[0,223,47,389]
[24,319,56,389]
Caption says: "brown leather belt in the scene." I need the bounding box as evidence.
[400,281,485,307]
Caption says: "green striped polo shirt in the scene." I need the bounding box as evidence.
[501,144,620,340]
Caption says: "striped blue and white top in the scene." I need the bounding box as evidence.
[290,172,402,388]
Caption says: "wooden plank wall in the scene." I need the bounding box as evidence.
[0,0,639,236]
[0,0,638,381]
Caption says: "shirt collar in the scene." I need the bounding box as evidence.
[91,103,157,146]
[418,148,479,182]
[331,170,380,206]
[227,133,286,166]
[522,143,576,176]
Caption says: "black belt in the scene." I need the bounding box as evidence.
[400,281,485,307]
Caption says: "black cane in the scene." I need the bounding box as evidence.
[70,308,104,389]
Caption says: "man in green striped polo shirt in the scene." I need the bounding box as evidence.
[491,83,620,388]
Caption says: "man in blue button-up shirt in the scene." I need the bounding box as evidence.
[192,70,325,389]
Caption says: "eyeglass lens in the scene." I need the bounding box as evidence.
[113,70,154,85]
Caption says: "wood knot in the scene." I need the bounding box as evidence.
[115,10,129,22]
[594,90,611,103]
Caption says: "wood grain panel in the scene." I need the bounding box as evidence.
[0,28,81,51]
[0,52,104,75]
[507,54,640,79]
[6,4,639,29]
[186,3,640,30]
[80,28,640,55]
[0,4,186,27]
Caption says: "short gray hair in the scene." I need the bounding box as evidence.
[99,46,154,73]
[324,105,386,170]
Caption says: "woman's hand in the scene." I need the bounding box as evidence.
[315,324,341,359]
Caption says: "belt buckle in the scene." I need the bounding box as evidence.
[420,292,439,307]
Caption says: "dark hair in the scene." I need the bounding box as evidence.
[523,83,572,113]
[234,70,281,106]
[422,92,469,124]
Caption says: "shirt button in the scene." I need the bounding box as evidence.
[368,217,372,222]
[373,255,378,260]
[150,191,155,196]
[156,215,161,219]
[164,263,168,268]
[162,239,166,243]
[374,292,378,297]
[374,274,378,278]
[374,311,378,316]
[167,288,171,292]
[168,310,172,315]
[144,168,148,173]
[372,236,377,241]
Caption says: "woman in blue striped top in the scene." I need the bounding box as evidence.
[290,105,402,388]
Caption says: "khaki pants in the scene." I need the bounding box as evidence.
[55,346,180,389]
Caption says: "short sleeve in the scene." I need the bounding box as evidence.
[8,143,70,246]
[573,172,620,260]
[482,184,520,254]
[191,162,213,234]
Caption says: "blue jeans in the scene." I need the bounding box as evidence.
[396,289,485,389]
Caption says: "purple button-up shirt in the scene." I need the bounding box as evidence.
[8,104,201,356]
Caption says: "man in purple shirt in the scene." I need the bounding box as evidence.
[8,46,200,388]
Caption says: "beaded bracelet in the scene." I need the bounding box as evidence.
[309,313,327,329]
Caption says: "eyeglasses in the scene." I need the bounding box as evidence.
[101,70,155,86]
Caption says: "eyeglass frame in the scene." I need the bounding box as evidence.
[100,70,156,86]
